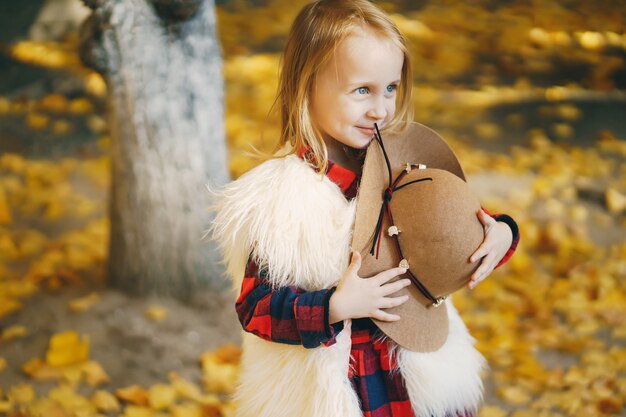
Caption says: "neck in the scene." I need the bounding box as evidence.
[325,139,366,177]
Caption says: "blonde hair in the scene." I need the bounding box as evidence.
[271,0,413,173]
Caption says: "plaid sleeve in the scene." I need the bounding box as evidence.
[483,208,520,268]
[235,257,344,349]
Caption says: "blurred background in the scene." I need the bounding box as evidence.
[0,1,625,417]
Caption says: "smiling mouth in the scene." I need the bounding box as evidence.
[357,126,376,135]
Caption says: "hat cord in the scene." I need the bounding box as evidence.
[370,123,445,307]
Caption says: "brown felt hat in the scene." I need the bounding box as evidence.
[351,122,484,352]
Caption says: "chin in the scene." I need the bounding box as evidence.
[353,138,373,150]
[341,136,371,150]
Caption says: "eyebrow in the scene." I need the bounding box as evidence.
[347,79,401,87]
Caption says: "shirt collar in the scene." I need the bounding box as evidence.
[298,147,359,197]
[326,159,358,195]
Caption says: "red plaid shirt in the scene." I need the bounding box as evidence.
[235,156,520,417]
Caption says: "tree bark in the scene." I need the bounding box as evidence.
[81,0,229,298]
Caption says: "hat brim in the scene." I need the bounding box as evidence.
[351,122,467,352]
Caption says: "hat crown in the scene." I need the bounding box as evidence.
[389,168,483,299]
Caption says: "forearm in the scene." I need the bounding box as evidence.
[236,257,343,348]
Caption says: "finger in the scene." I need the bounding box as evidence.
[469,258,496,287]
[468,269,485,288]
[477,209,496,227]
[470,257,491,282]
[374,267,407,285]
[380,278,411,296]
[348,249,362,274]
[468,267,493,289]
[379,294,410,309]
[470,243,490,263]
[372,309,401,322]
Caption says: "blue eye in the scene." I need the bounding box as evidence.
[386,84,397,93]
[356,87,369,95]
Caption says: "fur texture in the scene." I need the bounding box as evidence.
[210,155,355,292]
[210,155,486,417]
[397,299,487,417]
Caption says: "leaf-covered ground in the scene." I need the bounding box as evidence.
[1,1,626,416]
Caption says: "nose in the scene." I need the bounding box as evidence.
[366,95,386,120]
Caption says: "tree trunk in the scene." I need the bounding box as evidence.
[81,0,229,298]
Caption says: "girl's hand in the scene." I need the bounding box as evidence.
[467,209,513,289]
[329,250,411,324]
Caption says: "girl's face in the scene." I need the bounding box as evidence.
[310,29,404,157]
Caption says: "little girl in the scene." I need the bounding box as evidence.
[211,1,519,416]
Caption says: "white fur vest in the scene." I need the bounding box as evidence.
[210,155,486,417]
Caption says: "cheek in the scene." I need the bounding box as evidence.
[336,97,361,122]
[386,100,397,119]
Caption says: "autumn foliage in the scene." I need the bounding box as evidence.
[1,1,626,417]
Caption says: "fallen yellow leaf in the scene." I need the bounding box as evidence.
[45,331,90,367]
[169,372,203,401]
[68,97,93,114]
[0,96,10,114]
[510,410,540,417]
[48,384,96,414]
[40,94,69,112]
[0,236,19,261]
[8,383,36,404]
[171,402,202,417]
[68,292,101,313]
[87,115,107,134]
[498,384,532,405]
[25,112,50,130]
[200,403,223,417]
[479,405,508,417]
[597,397,623,414]
[91,390,120,412]
[218,401,237,417]
[82,361,110,386]
[0,400,13,413]
[2,324,27,340]
[85,73,107,97]
[23,397,67,417]
[17,230,48,258]
[148,383,177,410]
[59,363,83,385]
[606,188,626,213]
[52,119,73,136]
[121,405,164,417]
[0,297,22,318]
[201,358,238,394]
[145,305,168,321]
[213,344,242,365]
[115,385,150,406]
[0,189,12,225]
[22,357,62,380]
[44,198,64,220]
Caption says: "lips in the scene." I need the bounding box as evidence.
[357,126,376,136]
